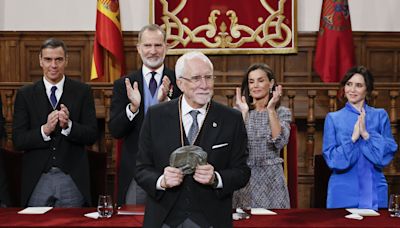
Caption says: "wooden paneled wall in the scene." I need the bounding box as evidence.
[1,31,400,208]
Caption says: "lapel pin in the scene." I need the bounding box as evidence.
[212,122,217,128]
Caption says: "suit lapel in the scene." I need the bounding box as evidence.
[162,67,180,99]
[59,77,73,110]
[136,70,145,115]
[34,80,53,121]
[161,68,171,83]
[167,99,183,148]
[196,101,221,152]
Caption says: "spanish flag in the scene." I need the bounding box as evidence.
[91,0,125,82]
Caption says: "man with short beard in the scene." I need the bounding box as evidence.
[109,24,181,206]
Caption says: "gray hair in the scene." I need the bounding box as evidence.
[138,24,166,43]
[175,51,213,79]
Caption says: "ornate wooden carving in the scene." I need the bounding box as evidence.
[1,31,400,208]
[226,94,234,108]
[287,90,296,122]
[103,89,113,166]
[327,90,338,112]
[388,90,399,173]
[307,90,316,173]
[3,89,14,147]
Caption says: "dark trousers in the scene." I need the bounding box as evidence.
[162,218,212,228]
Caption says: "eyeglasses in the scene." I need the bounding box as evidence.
[180,75,216,84]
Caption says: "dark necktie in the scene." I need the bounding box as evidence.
[50,86,57,108]
[149,71,157,97]
[188,110,200,144]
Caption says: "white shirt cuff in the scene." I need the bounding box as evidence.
[215,171,223,188]
[41,125,51,141]
[61,120,72,136]
[156,172,222,190]
[156,175,166,190]
[126,104,139,121]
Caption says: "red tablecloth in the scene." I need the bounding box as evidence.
[0,208,399,227]
[0,208,142,227]
[234,209,400,227]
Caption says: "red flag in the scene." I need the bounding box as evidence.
[91,0,125,202]
[314,0,355,82]
[91,0,125,82]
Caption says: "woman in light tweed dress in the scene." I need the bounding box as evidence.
[233,63,291,209]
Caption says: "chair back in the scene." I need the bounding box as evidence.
[87,150,107,206]
[2,148,23,206]
[282,123,298,208]
[313,154,331,208]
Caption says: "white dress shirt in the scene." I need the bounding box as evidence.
[125,64,165,121]
[41,76,72,141]
[156,96,222,190]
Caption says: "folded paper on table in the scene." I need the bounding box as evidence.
[251,208,277,215]
[84,212,99,219]
[233,208,250,220]
[18,207,53,214]
[345,213,364,220]
[232,212,250,220]
[345,208,380,216]
[117,204,145,215]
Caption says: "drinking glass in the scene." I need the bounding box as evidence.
[388,194,400,217]
[97,195,113,218]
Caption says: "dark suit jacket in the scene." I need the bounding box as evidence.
[0,100,9,206]
[0,149,10,207]
[109,67,181,205]
[12,78,98,206]
[135,99,251,228]
[0,99,5,140]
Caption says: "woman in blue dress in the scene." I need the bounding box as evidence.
[323,66,398,210]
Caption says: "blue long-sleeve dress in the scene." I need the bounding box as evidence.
[323,102,398,210]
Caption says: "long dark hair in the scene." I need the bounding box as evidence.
[240,63,279,110]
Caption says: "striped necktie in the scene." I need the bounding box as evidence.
[188,110,200,144]
[50,86,57,108]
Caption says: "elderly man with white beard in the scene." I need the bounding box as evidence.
[135,51,250,228]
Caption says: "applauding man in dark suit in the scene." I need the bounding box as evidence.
[109,24,181,206]
[136,51,250,228]
[12,38,98,207]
